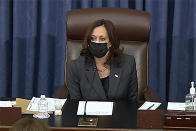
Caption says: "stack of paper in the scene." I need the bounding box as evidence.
[0,101,12,107]
[167,102,185,111]
[27,97,66,112]
[14,98,38,114]
[138,101,161,110]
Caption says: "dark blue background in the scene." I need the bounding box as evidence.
[0,0,196,102]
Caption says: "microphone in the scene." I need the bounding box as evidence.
[84,101,87,121]
[84,101,87,116]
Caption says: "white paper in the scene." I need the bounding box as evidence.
[167,102,185,111]
[27,97,66,111]
[77,101,113,115]
[77,101,86,115]
[138,101,161,110]
[0,101,12,107]
[11,101,16,105]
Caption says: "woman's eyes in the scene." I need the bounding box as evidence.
[91,37,105,41]
[100,38,105,41]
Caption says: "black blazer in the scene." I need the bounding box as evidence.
[68,54,138,101]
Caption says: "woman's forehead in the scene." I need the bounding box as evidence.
[91,26,108,37]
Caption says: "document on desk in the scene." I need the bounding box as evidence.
[167,102,185,110]
[138,101,161,110]
[0,101,12,107]
[77,101,113,115]
[26,97,66,111]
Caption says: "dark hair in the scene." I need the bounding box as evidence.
[10,118,49,131]
[80,19,123,67]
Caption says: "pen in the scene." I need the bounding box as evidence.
[147,104,155,110]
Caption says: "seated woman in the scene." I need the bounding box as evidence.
[68,19,138,101]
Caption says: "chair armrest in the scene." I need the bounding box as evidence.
[143,87,160,102]
[52,84,69,99]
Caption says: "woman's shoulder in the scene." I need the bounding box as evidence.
[121,54,136,72]
[122,54,135,63]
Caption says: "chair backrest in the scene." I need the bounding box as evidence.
[66,8,150,101]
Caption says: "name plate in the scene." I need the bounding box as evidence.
[0,107,21,125]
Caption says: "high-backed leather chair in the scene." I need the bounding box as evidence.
[53,8,160,102]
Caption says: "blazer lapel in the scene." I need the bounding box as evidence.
[85,63,106,100]
[108,66,122,98]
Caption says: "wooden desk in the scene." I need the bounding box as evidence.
[0,126,164,131]
[0,123,165,131]
[0,99,165,131]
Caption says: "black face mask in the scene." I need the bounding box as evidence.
[88,42,108,58]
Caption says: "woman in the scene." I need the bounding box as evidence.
[68,19,138,101]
